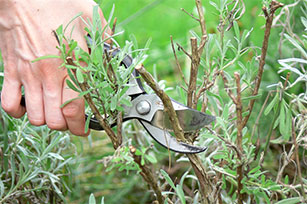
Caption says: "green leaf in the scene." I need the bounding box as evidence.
[0,179,4,198]
[145,154,157,164]
[284,108,292,141]
[120,98,132,107]
[233,21,240,40]
[85,113,92,134]
[264,93,278,115]
[301,17,307,30]
[110,96,117,111]
[270,137,285,144]
[100,197,105,204]
[179,171,189,189]
[60,96,81,108]
[63,12,83,34]
[68,40,78,55]
[48,152,64,160]
[284,175,289,184]
[222,103,229,120]
[31,55,61,63]
[160,169,175,190]
[279,99,286,135]
[66,79,80,92]
[76,69,84,83]
[275,197,301,204]
[56,25,63,36]
[248,166,261,175]
[241,94,262,101]
[10,155,16,190]
[284,34,307,58]
[89,193,96,204]
[176,184,186,204]
[67,68,79,86]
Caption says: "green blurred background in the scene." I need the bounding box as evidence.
[99,0,266,79]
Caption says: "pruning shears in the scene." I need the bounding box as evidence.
[0,43,215,154]
[88,43,215,154]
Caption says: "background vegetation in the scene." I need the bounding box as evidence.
[0,0,306,203]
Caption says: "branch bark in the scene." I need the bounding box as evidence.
[135,64,185,142]
[135,64,214,203]
[242,0,284,127]
[129,146,164,204]
[234,72,244,204]
[187,37,200,108]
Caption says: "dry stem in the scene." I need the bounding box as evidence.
[242,0,284,127]
[170,36,188,86]
[187,37,201,108]
[135,64,213,203]
[222,71,244,204]
[135,64,185,142]
[234,72,244,204]
[129,146,164,204]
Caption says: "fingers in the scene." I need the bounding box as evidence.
[1,76,26,118]
[62,76,89,136]
[22,78,45,126]
[42,70,67,130]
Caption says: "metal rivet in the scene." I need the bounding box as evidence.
[136,100,151,115]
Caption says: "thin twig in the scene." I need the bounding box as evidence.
[195,70,220,102]
[195,0,207,37]
[116,111,123,145]
[170,36,188,86]
[129,146,164,204]
[176,43,192,59]
[251,91,274,140]
[181,8,199,22]
[242,0,284,127]
[109,17,117,48]
[234,72,244,204]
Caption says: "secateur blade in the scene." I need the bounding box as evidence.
[139,120,206,154]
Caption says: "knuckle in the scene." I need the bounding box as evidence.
[70,129,89,137]
[1,100,15,114]
[47,122,67,131]
[28,118,45,126]
[1,100,23,118]
[62,102,81,119]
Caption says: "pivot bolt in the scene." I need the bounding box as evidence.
[136,100,151,115]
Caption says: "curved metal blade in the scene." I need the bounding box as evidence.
[151,109,215,132]
[139,120,206,154]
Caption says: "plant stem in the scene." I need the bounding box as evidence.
[243,0,284,128]
[234,72,244,204]
[135,64,185,142]
[135,64,213,203]
[187,37,200,108]
[129,145,164,204]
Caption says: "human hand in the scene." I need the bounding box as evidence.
[0,0,108,136]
